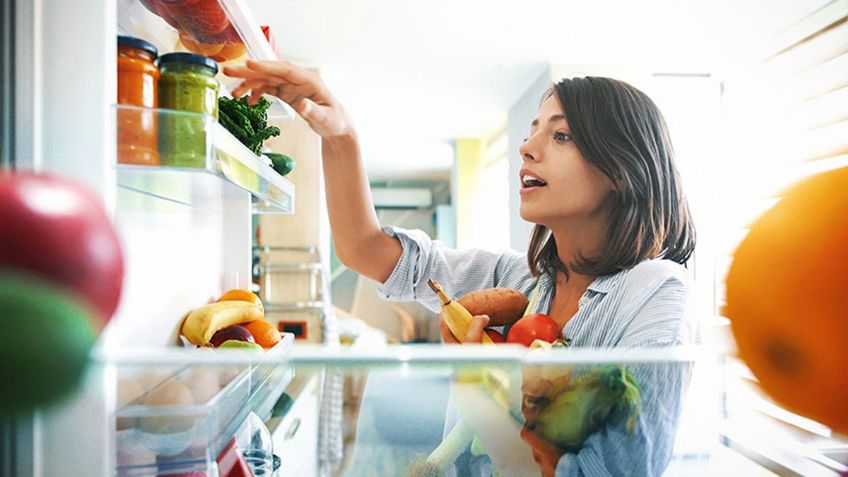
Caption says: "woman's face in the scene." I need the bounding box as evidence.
[518,95,615,228]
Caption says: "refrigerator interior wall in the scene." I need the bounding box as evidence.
[112,188,251,347]
[18,0,272,474]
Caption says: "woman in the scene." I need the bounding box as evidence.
[226,60,697,476]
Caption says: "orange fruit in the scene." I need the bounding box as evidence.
[243,319,282,349]
[178,31,224,57]
[725,166,848,434]
[211,42,247,63]
[217,289,263,311]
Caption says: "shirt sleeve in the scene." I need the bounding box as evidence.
[555,278,695,477]
[375,225,531,314]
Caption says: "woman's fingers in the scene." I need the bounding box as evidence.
[223,59,353,138]
[464,315,490,343]
[439,315,490,344]
[244,59,310,85]
[229,79,265,98]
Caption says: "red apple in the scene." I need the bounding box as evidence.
[210,325,255,347]
[0,172,124,328]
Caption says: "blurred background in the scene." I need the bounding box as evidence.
[242,0,847,344]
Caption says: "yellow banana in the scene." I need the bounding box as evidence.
[428,279,494,345]
[181,301,263,346]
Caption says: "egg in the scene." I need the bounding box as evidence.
[139,379,195,434]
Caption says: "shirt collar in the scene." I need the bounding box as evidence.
[587,271,621,294]
[539,269,621,295]
[539,271,621,294]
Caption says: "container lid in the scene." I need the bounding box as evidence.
[158,52,219,74]
[117,36,158,58]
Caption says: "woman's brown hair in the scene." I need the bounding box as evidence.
[527,77,696,278]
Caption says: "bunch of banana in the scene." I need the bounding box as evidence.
[180,300,263,346]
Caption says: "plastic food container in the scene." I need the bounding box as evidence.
[158,52,220,167]
[117,35,160,165]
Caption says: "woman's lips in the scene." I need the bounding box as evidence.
[520,169,548,194]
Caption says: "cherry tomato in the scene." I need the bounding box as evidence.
[506,313,559,347]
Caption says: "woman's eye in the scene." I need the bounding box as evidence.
[554,132,571,143]
[522,137,529,143]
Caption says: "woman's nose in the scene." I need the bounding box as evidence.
[519,139,535,162]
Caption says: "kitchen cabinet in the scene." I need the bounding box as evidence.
[268,372,321,477]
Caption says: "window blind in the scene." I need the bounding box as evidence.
[716,0,848,315]
[717,3,848,474]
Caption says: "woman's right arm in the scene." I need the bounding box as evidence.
[224,60,402,283]
[321,132,402,282]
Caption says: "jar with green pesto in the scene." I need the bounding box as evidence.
[158,52,219,167]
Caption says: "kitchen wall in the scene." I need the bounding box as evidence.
[507,66,552,252]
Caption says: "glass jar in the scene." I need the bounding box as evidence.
[117,36,160,166]
[157,52,220,167]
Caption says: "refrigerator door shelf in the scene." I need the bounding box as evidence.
[113,334,295,476]
[116,105,295,214]
[117,0,294,119]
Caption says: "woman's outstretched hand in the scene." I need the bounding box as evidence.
[223,59,354,138]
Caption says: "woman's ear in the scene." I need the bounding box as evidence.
[614,179,625,192]
[608,177,624,192]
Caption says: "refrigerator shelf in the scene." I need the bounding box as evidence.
[114,335,295,476]
[117,0,294,119]
[116,105,295,214]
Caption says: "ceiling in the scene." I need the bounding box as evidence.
[249,0,825,180]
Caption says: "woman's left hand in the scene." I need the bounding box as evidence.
[439,314,490,344]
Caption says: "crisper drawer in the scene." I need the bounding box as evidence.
[271,372,322,477]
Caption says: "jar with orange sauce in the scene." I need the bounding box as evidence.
[117,36,160,165]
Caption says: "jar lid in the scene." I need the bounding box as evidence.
[158,52,219,75]
[117,36,158,58]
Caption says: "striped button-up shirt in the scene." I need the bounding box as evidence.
[377,226,699,477]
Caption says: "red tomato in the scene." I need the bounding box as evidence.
[0,172,124,328]
[484,328,506,343]
[167,0,230,36]
[506,313,559,347]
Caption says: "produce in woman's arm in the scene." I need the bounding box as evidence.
[428,279,495,345]
[457,287,528,327]
[520,341,642,475]
[530,365,641,451]
[507,313,560,347]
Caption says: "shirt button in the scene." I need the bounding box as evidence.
[578,296,590,307]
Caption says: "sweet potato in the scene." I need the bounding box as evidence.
[457,288,529,326]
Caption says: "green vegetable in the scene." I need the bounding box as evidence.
[534,365,641,451]
[217,96,281,155]
[264,153,295,176]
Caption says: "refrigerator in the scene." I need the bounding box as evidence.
[2,0,310,475]
[2,0,847,476]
